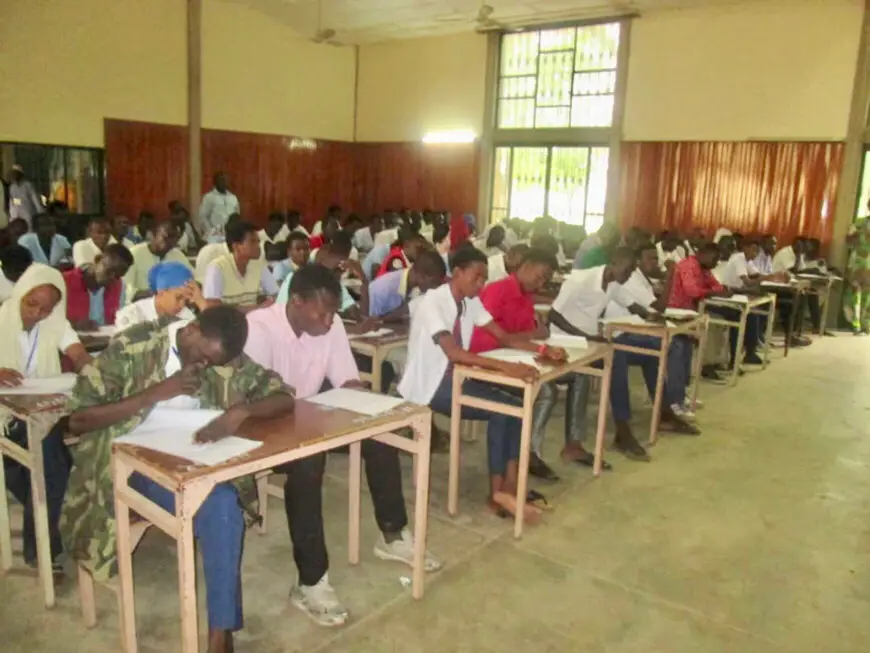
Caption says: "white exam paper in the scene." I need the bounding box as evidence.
[347,327,394,340]
[538,334,589,349]
[664,308,699,319]
[306,388,405,416]
[0,374,77,396]
[114,408,262,466]
[724,294,750,303]
[479,349,540,367]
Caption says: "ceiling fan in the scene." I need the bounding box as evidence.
[435,2,505,33]
[310,0,343,46]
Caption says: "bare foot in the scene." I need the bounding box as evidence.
[490,492,543,525]
[560,442,591,462]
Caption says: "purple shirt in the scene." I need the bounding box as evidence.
[368,269,409,317]
[244,303,359,399]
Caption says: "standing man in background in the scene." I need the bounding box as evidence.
[8,165,43,228]
[198,172,240,241]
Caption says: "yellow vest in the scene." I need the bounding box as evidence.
[213,254,264,306]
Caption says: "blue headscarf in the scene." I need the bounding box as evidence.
[148,261,194,293]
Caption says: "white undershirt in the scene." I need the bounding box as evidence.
[155,320,201,410]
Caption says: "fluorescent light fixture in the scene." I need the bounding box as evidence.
[422,130,476,144]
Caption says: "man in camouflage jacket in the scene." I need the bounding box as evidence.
[60,306,293,653]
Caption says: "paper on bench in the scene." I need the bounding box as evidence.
[538,334,588,349]
[479,349,540,367]
[664,308,699,319]
[307,388,405,416]
[347,327,394,340]
[0,374,77,396]
[724,293,750,303]
[600,314,678,328]
[114,407,262,466]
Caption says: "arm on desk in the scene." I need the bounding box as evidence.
[482,321,566,362]
[195,391,295,443]
[548,309,605,343]
[435,333,538,382]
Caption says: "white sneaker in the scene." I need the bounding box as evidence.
[289,573,349,627]
[374,528,442,572]
[685,398,704,409]
[670,402,696,420]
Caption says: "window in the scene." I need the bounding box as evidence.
[1,142,105,216]
[497,23,620,130]
[491,145,609,230]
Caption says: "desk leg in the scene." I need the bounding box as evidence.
[28,417,54,608]
[348,441,361,566]
[819,282,832,334]
[763,297,776,368]
[113,459,138,653]
[648,335,668,447]
[411,413,431,600]
[593,351,613,477]
[785,293,799,358]
[370,349,384,394]
[448,369,463,517]
[513,384,535,539]
[0,445,11,572]
[177,483,210,653]
[689,320,708,410]
[730,312,748,386]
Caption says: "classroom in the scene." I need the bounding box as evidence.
[1,0,869,651]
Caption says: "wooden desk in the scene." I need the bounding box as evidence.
[0,393,69,608]
[347,325,410,392]
[112,398,432,653]
[699,294,776,385]
[796,273,841,334]
[760,280,810,357]
[449,343,613,538]
[602,313,708,446]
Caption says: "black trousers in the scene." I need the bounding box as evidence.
[3,419,71,562]
[707,306,759,364]
[277,440,408,586]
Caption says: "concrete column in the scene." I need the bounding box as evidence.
[604,17,632,228]
[187,0,202,218]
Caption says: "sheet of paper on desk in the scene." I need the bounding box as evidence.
[664,308,699,319]
[307,388,405,416]
[480,349,539,366]
[540,334,588,349]
[114,408,262,467]
[0,374,78,396]
[347,327,394,340]
[78,325,117,337]
[600,314,647,326]
[761,281,792,288]
[725,294,750,303]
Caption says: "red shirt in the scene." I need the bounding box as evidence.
[309,234,326,250]
[375,246,408,278]
[63,267,122,325]
[668,256,724,309]
[470,274,535,353]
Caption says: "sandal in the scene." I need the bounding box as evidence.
[570,451,612,471]
[526,489,552,511]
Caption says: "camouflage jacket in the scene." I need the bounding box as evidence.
[60,318,291,581]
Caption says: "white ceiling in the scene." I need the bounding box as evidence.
[217,0,766,45]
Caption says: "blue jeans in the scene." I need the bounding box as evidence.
[611,333,685,421]
[128,474,244,631]
[429,375,522,476]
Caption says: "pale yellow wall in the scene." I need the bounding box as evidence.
[356,32,488,142]
[624,0,863,141]
[202,1,356,140]
[0,0,187,147]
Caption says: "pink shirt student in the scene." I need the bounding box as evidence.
[243,302,359,397]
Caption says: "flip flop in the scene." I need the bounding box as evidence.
[571,451,612,471]
[526,489,553,512]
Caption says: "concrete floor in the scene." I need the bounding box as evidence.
[3,335,870,652]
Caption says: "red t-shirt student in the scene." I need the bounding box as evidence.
[63,252,129,328]
[375,245,408,278]
[469,247,559,353]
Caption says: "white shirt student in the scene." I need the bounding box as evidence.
[114,296,196,332]
[398,283,493,405]
[604,269,656,320]
[721,251,758,289]
[551,266,633,336]
[772,245,801,274]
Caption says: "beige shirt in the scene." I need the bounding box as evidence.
[123,243,192,301]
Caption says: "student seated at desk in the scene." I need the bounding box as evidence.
[115,261,207,331]
[0,264,92,572]
[244,264,440,627]
[0,244,33,302]
[273,231,312,285]
[278,238,366,317]
[61,307,294,653]
[202,220,279,311]
[470,248,597,482]
[259,211,290,262]
[549,247,697,463]
[373,230,429,279]
[400,247,565,523]
[64,243,133,330]
[352,214,382,253]
[669,242,762,367]
[124,220,192,301]
[19,213,72,267]
[367,249,446,321]
[72,215,115,267]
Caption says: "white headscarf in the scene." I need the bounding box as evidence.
[0,263,67,377]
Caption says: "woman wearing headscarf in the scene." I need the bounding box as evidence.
[114,261,208,332]
[0,264,91,571]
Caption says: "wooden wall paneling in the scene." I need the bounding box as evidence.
[104,119,189,220]
[618,141,845,246]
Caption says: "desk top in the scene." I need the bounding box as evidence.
[347,323,410,347]
[113,398,429,486]
[703,294,774,308]
[462,342,609,386]
[0,393,69,417]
